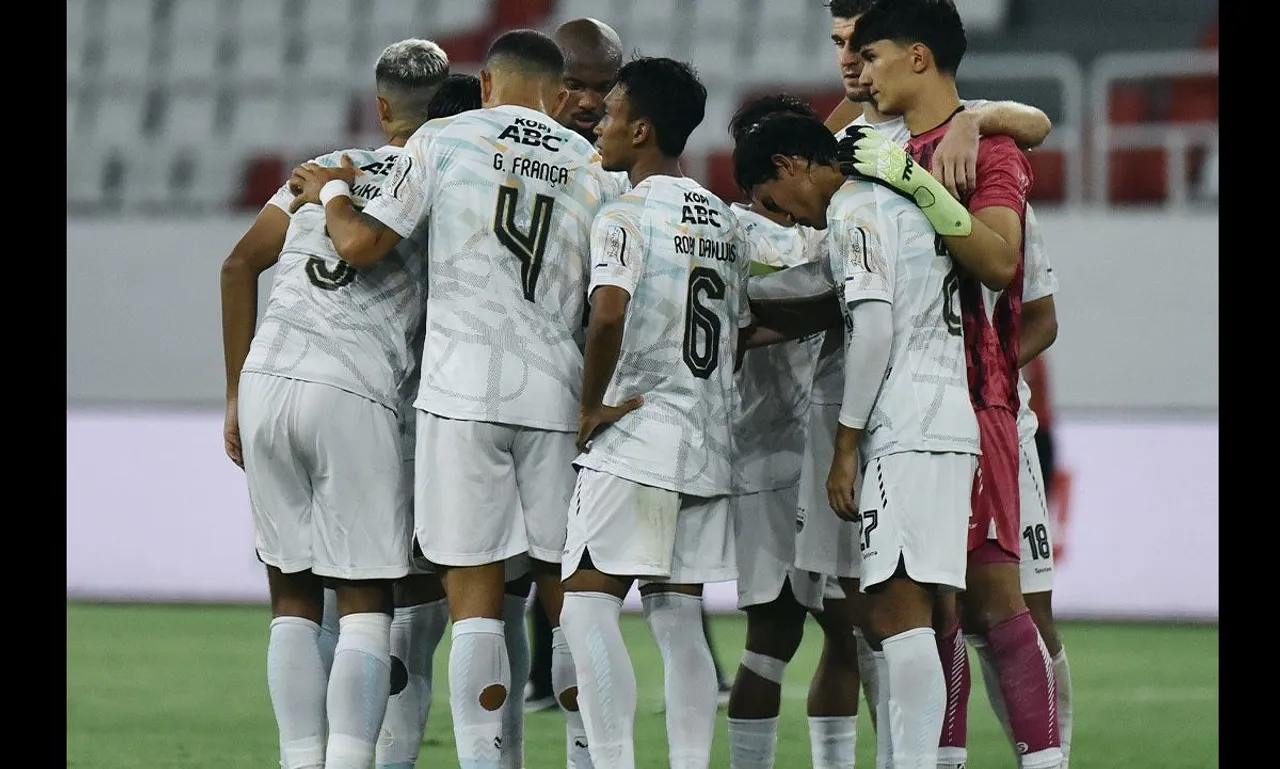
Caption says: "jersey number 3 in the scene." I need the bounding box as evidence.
[683,266,727,379]
[494,185,555,302]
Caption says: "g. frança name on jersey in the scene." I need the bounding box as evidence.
[492,115,572,188]
[674,189,738,264]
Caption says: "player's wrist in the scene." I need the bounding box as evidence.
[319,179,352,207]
[916,175,973,236]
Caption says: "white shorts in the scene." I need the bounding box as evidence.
[239,373,412,580]
[563,468,737,585]
[794,402,862,580]
[414,412,576,567]
[1018,438,1056,594]
[858,451,976,592]
[734,486,826,611]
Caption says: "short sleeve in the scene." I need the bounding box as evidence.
[588,205,645,299]
[362,138,434,238]
[1022,204,1059,302]
[969,135,1033,217]
[837,210,894,307]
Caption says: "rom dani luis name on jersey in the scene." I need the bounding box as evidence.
[492,116,572,188]
[675,191,738,263]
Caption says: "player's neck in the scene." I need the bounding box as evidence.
[627,153,683,187]
[903,77,961,136]
[860,101,892,125]
[749,201,793,227]
[485,84,553,116]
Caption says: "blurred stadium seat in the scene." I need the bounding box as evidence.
[64,0,1218,212]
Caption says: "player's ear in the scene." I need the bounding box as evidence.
[551,84,571,119]
[631,118,650,149]
[479,69,494,107]
[910,42,930,74]
[375,95,392,126]
[771,153,796,178]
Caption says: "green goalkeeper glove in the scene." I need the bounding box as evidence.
[838,126,972,237]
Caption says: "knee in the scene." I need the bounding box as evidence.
[1025,593,1061,654]
[746,610,806,662]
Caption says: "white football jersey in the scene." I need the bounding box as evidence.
[243,145,429,417]
[1016,205,1058,444]
[575,175,750,497]
[842,103,1056,445]
[362,105,615,431]
[828,179,979,460]
[730,203,827,493]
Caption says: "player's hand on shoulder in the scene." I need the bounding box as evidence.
[576,396,645,454]
[223,398,243,470]
[840,126,911,191]
[288,154,360,213]
[932,110,980,200]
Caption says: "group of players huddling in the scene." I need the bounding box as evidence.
[219,1,1072,767]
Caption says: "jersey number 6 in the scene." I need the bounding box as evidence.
[683,266,727,379]
[494,185,555,302]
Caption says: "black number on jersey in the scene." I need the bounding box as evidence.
[936,236,963,337]
[1022,524,1052,560]
[859,509,878,552]
[306,256,357,290]
[683,267,727,379]
[493,185,555,302]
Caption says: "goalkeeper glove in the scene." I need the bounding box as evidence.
[837,126,972,237]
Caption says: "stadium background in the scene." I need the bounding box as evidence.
[66,1,1218,766]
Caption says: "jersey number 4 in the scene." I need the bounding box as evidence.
[494,185,554,302]
[683,267,727,379]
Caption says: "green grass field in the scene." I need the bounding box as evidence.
[67,603,1217,768]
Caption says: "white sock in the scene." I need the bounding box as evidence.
[728,716,779,769]
[326,612,394,769]
[449,617,510,769]
[561,591,636,769]
[882,628,945,769]
[872,651,892,769]
[376,600,449,769]
[854,629,879,733]
[267,616,327,769]
[642,591,718,769]
[552,626,594,769]
[968,634,1017,754]
[1054,648,1073,769]
[808,716,856,769]
[318,589,339,675]
[501,595,531,769]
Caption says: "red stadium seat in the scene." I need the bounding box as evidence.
[1109,148,1167,203]
[1026,149,1065,203]
[1105,86,1165,203]
[1168,77,1218,123]
[238,154,287,210]
[1200,18,1219,50]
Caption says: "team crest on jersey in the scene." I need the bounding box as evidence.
[305,256,357,290]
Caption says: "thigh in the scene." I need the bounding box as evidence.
[306,385,411,580]
[512,427,577,564]
[858,452,975,593]
[969,408,1022,560]
[414,413,524,567]
[239,373,313,573]
[666,493,737,585]
[1018,438,1056,594]
[735,486,806,609]
[562,468,680,581]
